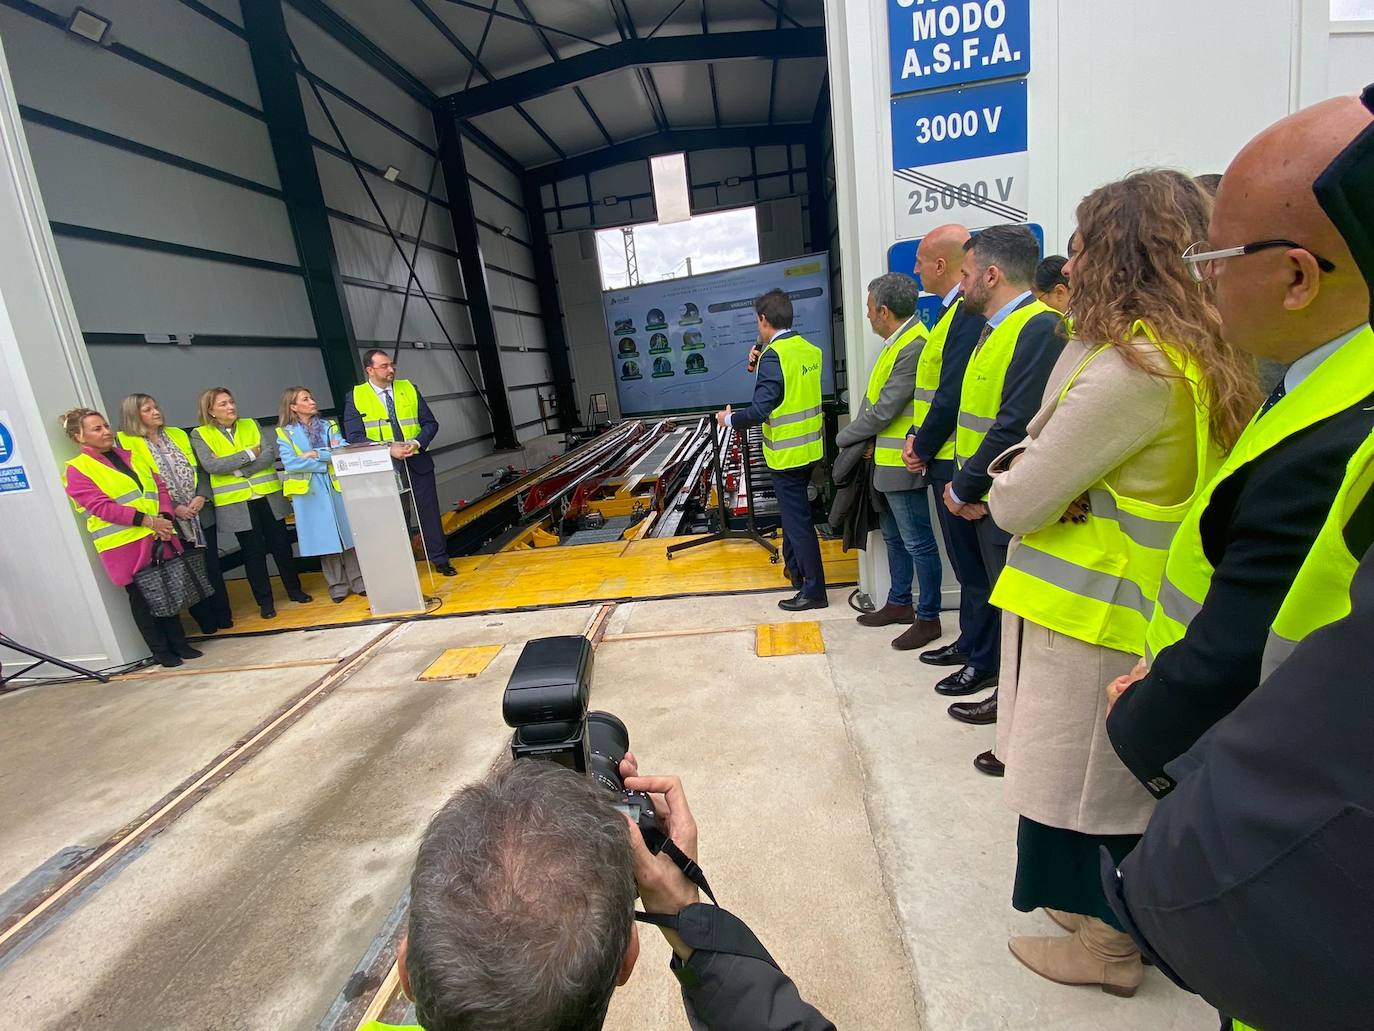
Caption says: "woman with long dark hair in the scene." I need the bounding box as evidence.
[985,170,1261,995]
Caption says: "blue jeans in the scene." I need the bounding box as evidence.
[879,487,942,621]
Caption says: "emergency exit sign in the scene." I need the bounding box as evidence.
[888,0,1030,95]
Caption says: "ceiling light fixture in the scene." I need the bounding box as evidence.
[724,176,741,187]
[67,7,111,44]
[382,165,401,182]
[602,195,619,206]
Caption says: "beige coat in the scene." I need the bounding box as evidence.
[987,338,1202,835]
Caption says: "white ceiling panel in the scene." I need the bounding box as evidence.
[652,63,717,129]
[575,68,660,142]
[437,0,550,80]
[520,0,622,54]
[772,56,827,123]
[469,107,561,166]
[318,0,470,90]
[713,58,774,125]
[522,90,612,156]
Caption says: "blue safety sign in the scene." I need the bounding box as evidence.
[0,411,32,495]
[889,0,1030,95]
[891,79,1027,168]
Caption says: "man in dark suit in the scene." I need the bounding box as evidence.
[341,349,456,576]
[923,225,1064,776]
[1107,94,1374,795]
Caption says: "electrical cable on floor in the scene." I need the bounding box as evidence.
[848,588,872,613]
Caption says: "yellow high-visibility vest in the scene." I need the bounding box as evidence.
[118,427,196,477]
[276,421,342,497]
[991,324,1216,654]
[62,451,160,553]
[353,380,421,443]
[912,297,963,461]
[954,299,1056,495]
[1145,325,1374,663]
[1260,426,1374,679]
[863,317,928,467]
[193,418,283,506]
[760,332,824,471]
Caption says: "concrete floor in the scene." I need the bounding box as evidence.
[0,590,1215,1030]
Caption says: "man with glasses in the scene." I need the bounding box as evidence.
[1106,93,1374,800]
[343,349,457,577]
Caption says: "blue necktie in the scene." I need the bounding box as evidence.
[1257,380,1287,419]
[384,389,404,441]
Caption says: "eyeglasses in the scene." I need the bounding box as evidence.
[1182,239,1336,283]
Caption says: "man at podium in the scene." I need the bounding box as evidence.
[342,349,457,577]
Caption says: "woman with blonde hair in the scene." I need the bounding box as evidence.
[59,407,201,667]
[190,387,308,619]
[276,386,364,602]
[118,393,232,632]
[983,170,1261,995]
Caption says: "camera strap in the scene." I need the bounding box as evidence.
[659,838,715,905]
[635,904,779,970]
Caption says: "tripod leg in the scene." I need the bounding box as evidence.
[0,637,112,684]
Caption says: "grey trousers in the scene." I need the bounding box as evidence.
[321,548,365,600]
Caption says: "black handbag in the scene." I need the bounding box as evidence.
[134,538,212,617]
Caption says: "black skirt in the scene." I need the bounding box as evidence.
[1012,816,1141,931]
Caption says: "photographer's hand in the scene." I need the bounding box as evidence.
[623,773,700,961]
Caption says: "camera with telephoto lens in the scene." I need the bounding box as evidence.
[502,635,666,853]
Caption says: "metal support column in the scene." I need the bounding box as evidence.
[241,0,360,410]
[433,110,519,450]
[521,176,579,431]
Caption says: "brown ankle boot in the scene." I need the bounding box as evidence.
[1044,908,1084,933]
[1009,918,1143,997]
[857,602,915,627]
[892,618,942,650]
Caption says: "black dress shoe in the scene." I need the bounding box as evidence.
[974,750,1005,777]
[436,562,458,577]
[920,642,970,666]
[218,616,235,631]
[782,564,804,589]
[288,590,313,604]
[173,643,204,660]
[935,665,998,696]
[778,592,828,612]
[155,652,183,668]
[259,604,276,619]
[948,689,998,725]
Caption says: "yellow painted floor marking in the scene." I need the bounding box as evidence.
[416,645,504,681]
[755,621,826,657]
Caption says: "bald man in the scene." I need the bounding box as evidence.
[1107,94,1374,798]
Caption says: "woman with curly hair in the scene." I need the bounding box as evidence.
[983,170,1261,996]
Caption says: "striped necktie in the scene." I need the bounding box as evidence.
[384,389,405,441]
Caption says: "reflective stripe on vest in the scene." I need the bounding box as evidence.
[193,418,282,505]
[353,380,421,443]
[863,316,928,467]
[761,333,825,470]
[63,451,160,553]
[1260,425,1374,680]
[1144,325,1374,664]
[912,297,962,460]
[118,426,196,478]
[277,422,342,497]
[990,328,1216,654]
[954,299,1057,489]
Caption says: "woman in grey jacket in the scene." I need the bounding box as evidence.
[190,386,309,619]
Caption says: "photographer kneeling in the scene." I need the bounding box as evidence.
[378,758,832,1031]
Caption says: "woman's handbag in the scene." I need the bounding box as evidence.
[133,538,212,617]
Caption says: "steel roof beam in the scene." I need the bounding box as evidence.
[528,124,810,183]
[441,29,826,116]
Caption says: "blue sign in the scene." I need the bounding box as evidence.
[0,412,31,495]
[891,79,1026,169]
[889,0,1030,96]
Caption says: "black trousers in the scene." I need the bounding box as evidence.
[191,523,234,631]
[405,463,450,564]
[771,464,824,599]
[931,476,1003,671]
[126,584,188,660]
[234,497,302,606]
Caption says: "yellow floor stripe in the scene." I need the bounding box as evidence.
[217,536,857,634]
[755,621,826,657]
[416,645,504,681]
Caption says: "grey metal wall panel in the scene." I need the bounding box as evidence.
[425,394,494,450]
[27,0,262,108]
[329,218,464,296]
[471,184,530,241]
[342,283,473,346]
[200,0,244,26]
[314,148,450,244]
[485,271,540,313]
[375,346,486,398]
[55,237,315,336]
[25,122,298,265]
[494,314,548,356]
[281,4,436,147]
[500,346,553,386]
[0,7,279,187]
[88,344,329,426]
[461,137,522,203]
[297,76,435,186]
[479,226,535,278]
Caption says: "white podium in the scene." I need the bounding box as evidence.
[333,443,425,617]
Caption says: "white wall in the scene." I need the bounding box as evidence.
[1329,19,1374,96]
[824,0,1330,595]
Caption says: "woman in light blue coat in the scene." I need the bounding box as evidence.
[276,386,365,602]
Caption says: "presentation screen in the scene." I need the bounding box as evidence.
[601,253,834,417]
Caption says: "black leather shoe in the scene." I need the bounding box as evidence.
[259,605,276,619]
[948,689,998,725]
[288,590,313,604]
[173,643,204,660]
[974,750,1005,777]
[778,592,828,612]
[920,642,969,666]
[436,562,458,577]
[935,665,998,696]
[155,652,183,668]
